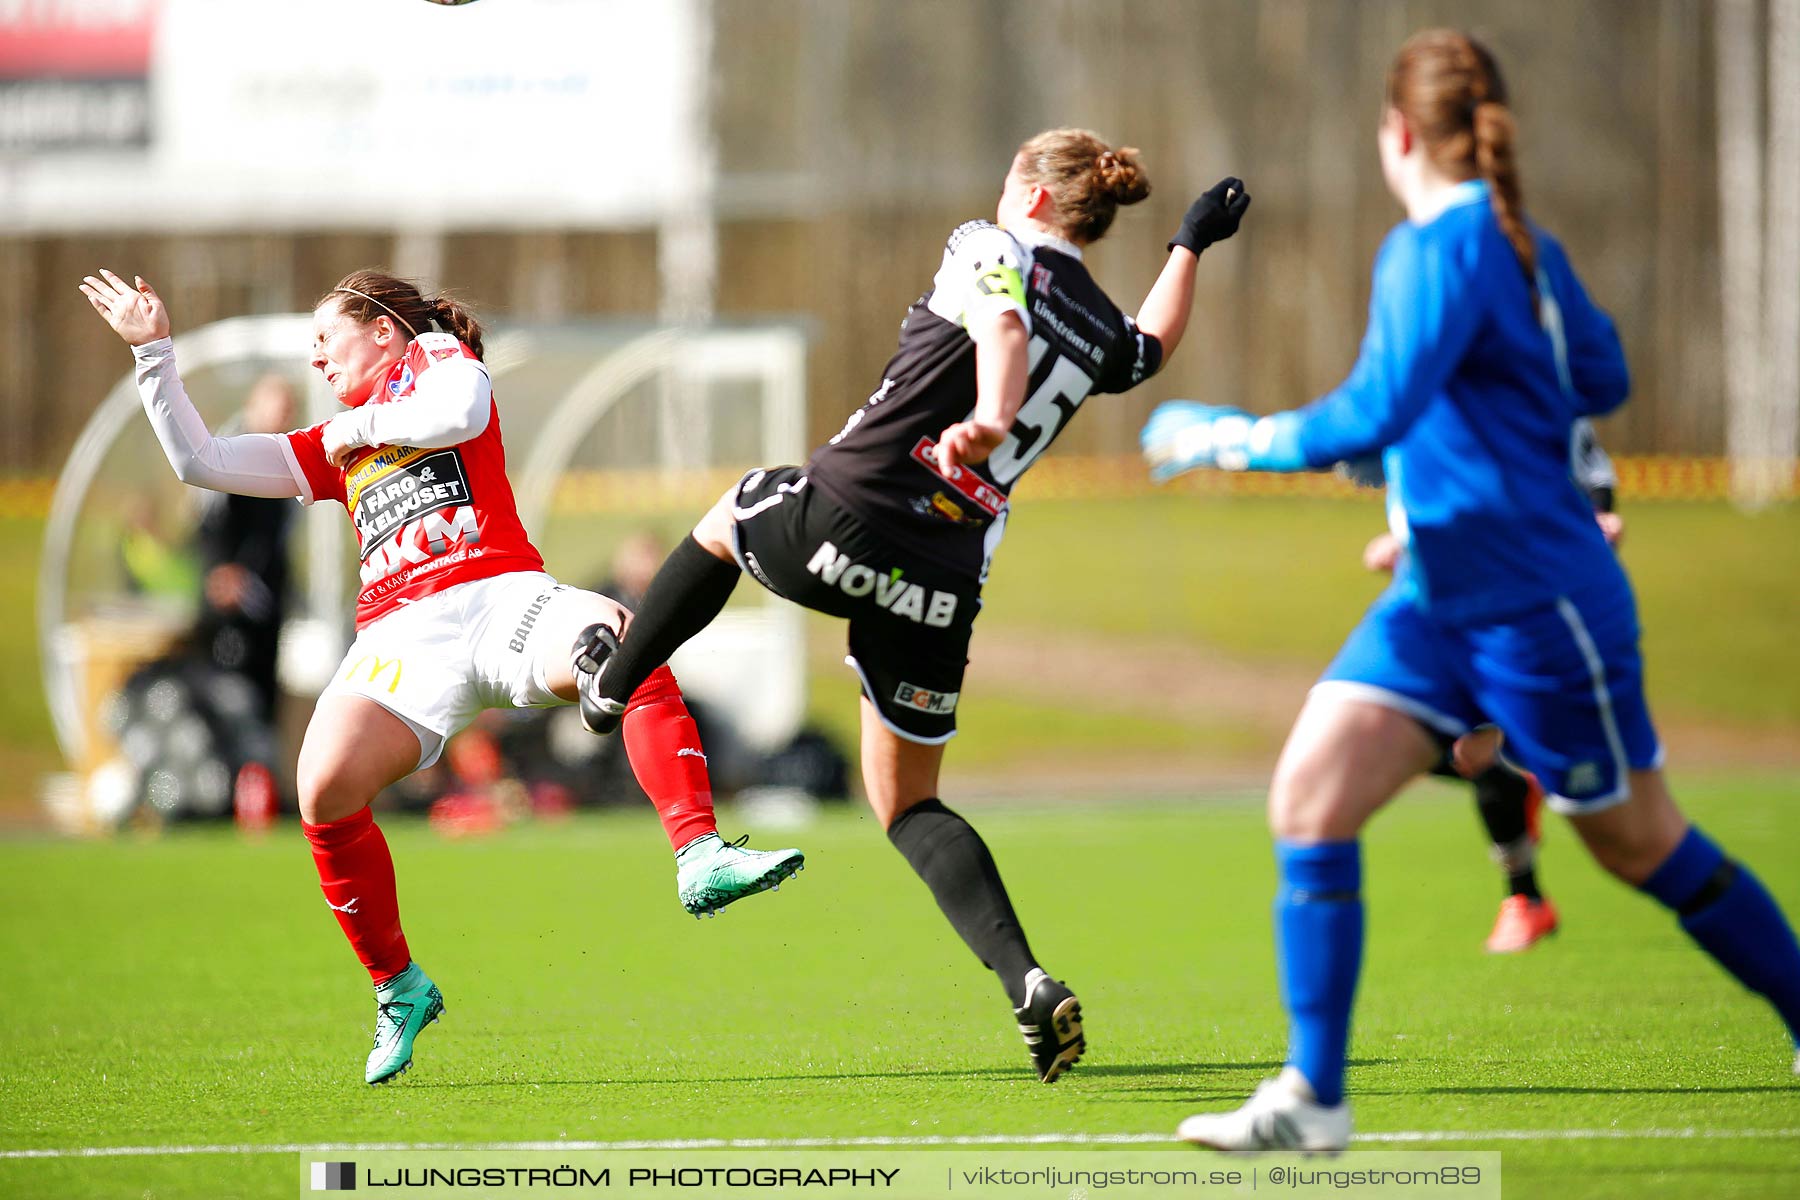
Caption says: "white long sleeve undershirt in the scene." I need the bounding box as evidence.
[131,337,305,498]
[324,357,492,454]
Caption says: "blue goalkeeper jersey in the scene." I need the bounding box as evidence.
[1291,180,1630,624]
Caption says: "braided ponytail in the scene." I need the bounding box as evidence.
[1389,30,1538,306]
[1472,99,1536,294]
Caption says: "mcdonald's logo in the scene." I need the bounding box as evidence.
[343,654,403,694]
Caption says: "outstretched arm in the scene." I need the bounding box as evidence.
[1142,225,1479,479]
[1135,178,1251,363]
[81,270,303,498]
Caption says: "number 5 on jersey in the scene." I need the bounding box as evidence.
[985,336,1095,486]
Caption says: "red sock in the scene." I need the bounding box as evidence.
[302,806,411,985]
[621,665,719,852]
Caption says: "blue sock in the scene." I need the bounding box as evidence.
[1641,826,1800,1046]
[1275,840,1363,1106]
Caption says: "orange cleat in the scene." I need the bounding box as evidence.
[1485,894,1559,953]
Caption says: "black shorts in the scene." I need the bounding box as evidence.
[727,466,980,744]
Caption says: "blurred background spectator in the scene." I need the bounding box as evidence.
[96,375,300,826]
[193,373,296,724]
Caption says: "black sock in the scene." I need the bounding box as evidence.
[597,535,742,706]
[886,799,1040,1006]
[1473,764,1541,900]
[1504,865,1542,901]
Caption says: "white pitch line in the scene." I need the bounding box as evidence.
[3,1128,1798,1160]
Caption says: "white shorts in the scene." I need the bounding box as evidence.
[322,571,592,770]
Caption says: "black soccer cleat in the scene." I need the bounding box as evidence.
[1015,969,1084,1083]
[570,622,626,735]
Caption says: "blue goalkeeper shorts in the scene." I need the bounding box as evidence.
[1317,582,1663,813]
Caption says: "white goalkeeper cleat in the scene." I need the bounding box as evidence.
[1176,1067,1351,1152]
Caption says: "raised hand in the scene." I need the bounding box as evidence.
[1169,177,1252,255]
[78,270,171,346]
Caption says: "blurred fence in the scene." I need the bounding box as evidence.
[0,0,1769,473]
[2,454,1794,525]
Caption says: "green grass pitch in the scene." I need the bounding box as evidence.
[2,777,1796,1199]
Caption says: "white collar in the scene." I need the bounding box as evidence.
[1409,178,1489,227]
[1007,225,1084,261]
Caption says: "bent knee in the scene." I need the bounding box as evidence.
[570,592,632,639]
[1571,774,1688,886]
[1582,830,1666,886]
[1269,754,1355,841]
[296,750,380,825]
[1578,819,1685,886]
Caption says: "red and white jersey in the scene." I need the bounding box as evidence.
[284,335,545,628]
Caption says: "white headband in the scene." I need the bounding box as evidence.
[334,286,420,338]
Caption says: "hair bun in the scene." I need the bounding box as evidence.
[1097,145,1151,205]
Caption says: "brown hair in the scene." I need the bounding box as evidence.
[319,269,486,361]
[1387,30,1536,298]
[1014,128,1151,245]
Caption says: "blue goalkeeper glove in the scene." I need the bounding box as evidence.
[1139,401,1307,481]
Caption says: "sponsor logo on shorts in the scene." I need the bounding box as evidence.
[343,653,404,694]
[805,540,959,627]
[507,590,557,653]
[895,682,958,715]
[1565,761,1603,796]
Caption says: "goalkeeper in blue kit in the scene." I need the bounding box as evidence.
[1354,418,1621,954]
[1142,28,1800,1151]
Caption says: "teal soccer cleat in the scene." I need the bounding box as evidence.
[365,962,444,1085]
[676,833,805,917]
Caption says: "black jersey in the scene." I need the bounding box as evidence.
[806,221,1163,576]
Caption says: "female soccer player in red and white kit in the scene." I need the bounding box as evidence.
[80,267,804,1084]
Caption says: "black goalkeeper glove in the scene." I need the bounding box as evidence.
[1169,176,1251,254]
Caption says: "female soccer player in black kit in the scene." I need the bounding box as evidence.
[572,128,1249,1081]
